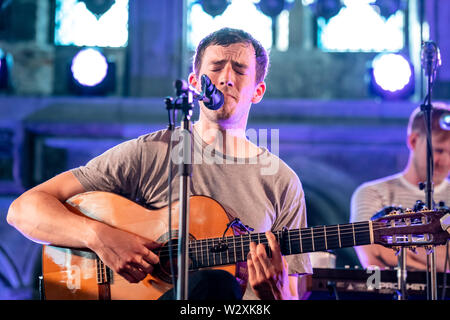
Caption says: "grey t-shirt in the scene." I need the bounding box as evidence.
[71,127,312,299]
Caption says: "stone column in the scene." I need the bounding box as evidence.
[127,0,185,97]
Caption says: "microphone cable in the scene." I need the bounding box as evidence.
[166,104,177,290]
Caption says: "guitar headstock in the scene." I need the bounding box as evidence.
[372,208,450,249]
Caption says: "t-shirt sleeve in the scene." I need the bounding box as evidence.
[274,172,312,276]
[71,137,142,200]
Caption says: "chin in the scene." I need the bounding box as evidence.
[206,103,234,119]
[434,173,450,183]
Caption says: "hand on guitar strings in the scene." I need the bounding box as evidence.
[90,223,160,283]
[247,231,293,300]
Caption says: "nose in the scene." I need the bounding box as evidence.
[219,65,234,87]
[220,79,233,87]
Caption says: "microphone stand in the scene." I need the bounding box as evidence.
[420,41,438,300]
[165,81,196,300]
[165,75,223,300]
[397,248,407,300]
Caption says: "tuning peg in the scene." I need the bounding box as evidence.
[393,246,401,256]
[408,246,418,254]
[424,245,435,255]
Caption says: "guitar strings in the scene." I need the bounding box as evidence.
[156,214,431,258]
[157,222,410,254]
[154,222,404,259]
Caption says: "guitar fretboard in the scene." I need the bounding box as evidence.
[185,221,372,270]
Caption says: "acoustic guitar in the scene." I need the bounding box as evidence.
[42,191,450,300]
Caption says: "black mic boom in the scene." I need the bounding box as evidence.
[201,74,224,110]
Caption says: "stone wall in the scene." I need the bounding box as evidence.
[1,0,449,99]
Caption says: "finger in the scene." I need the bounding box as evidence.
[249,242,265,281]
[142,250,160,265]
[131,260,154,274]
[119,270,137,283]
[247,251,256,281]
[265,231,283,267]
[255,242,275,279]
[119,267,146,283]
[144,239,162,251]
[128,266,147,282]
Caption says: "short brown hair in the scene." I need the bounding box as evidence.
[192,28,269,84]
[407,102,450,138]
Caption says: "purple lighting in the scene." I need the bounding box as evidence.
[370,53,414,99]
[440,113,450,131]
[70,48,108,87]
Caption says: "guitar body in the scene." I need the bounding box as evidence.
[42,191,240,300]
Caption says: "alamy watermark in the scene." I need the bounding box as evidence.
[365,265,426,292]
[169,128,280,175]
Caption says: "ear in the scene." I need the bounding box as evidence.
[407,131,420,151]
[188,72,199,90]
[251,81,266,104]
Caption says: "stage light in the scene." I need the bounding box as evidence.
[71,48,108,86]
[440,113,450,131]
[69,48,115,95]
[306,0,343,22]
[199,0,230,17]
[369,53,414,99]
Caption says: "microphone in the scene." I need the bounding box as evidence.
[421,40,441,79]
[201,74,224,110]
[174,75,224,110]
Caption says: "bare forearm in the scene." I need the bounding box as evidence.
[7,190,99,249]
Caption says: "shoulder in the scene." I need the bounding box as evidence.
[439,178,450,188]
[127,127,180,154]
[436,178,450,194]
[137,127,173,144]
[353,173,403,195]
[261,149,304,195]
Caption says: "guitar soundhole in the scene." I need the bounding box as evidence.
[154,234,195,284]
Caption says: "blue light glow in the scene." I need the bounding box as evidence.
[54,0,129,47]
[440,114,450,130]
[71,48,108,87]
[187,0,290,51]
[318,0,404,52]
[372,53,412,92]
[0,48,4,70]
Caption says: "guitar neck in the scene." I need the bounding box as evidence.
[187,221,373,270]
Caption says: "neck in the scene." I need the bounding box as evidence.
[402,161,422,186]
[402,157,445,187]
[194,118,260,158]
